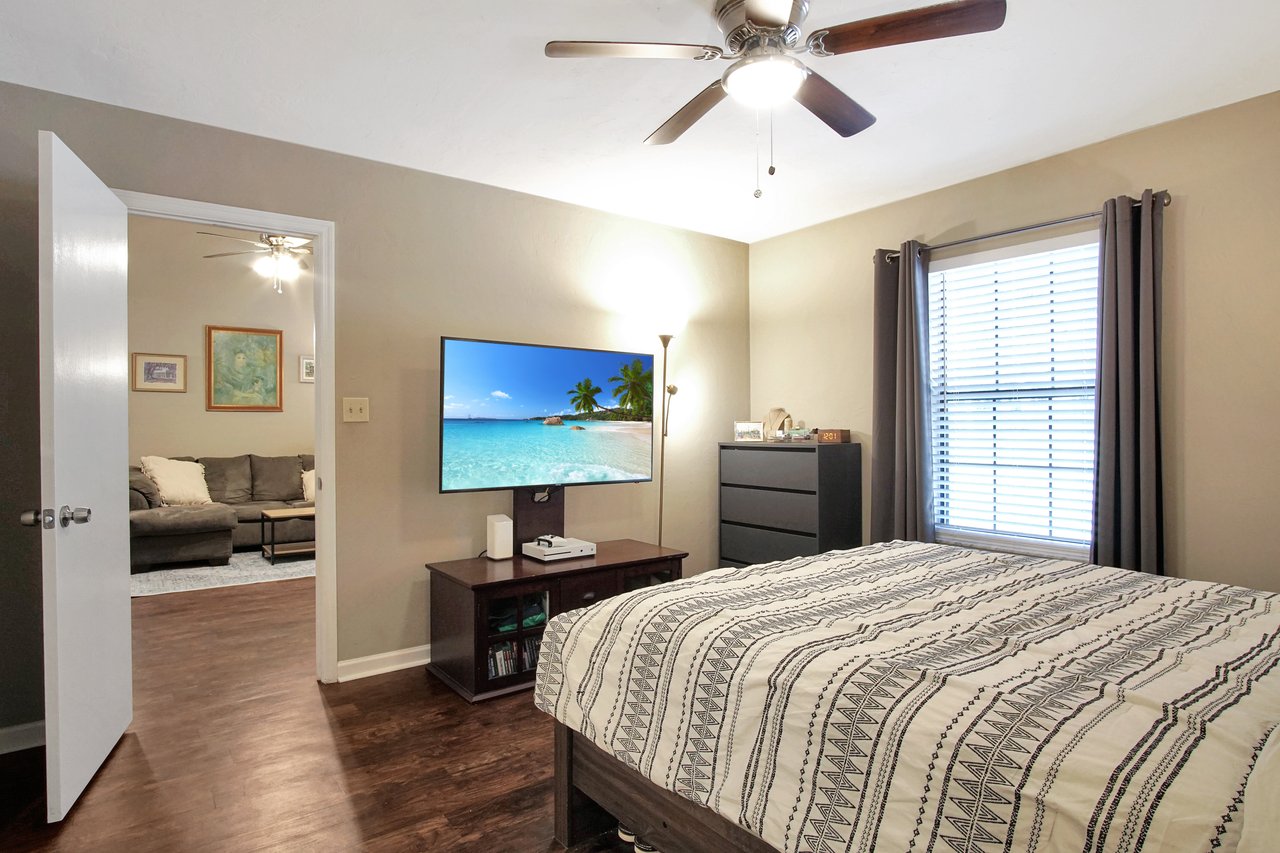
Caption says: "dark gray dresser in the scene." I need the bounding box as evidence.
[718,441,862,568]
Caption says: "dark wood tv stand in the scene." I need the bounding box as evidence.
[425,539,687,702]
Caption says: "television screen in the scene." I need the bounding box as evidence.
[439,337,655,493]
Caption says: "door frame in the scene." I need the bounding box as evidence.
[115,190,338,683]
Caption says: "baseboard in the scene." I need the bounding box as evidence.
[0,720,45,755]
[336,643,430,683]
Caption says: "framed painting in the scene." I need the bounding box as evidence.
[206,325,283,412]
[299,355,316,383]
[733,421,764,442]
[131,353,187,393]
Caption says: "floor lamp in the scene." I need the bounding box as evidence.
[657,334,678,548]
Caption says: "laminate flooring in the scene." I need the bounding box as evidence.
[0,575,627,852]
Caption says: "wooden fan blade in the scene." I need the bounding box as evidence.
[793,69,877,137]
[644,81,728,145]
[745,0,793,28]
[203,250,268,259]
[546,41,722,61]
[808,0,1006,56]
[196,231,269,248]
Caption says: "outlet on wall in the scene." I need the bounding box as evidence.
[342,397,370,422]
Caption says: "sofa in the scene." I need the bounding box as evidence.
[129,453,315,571]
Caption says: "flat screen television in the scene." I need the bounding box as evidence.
[439,337,655,493]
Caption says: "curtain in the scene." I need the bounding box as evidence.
[870,242,934,544]
[1092,190,1165,573]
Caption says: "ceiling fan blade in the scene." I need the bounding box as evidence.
[203,250,268,259]
[644,81,728,145]
[793,69,877,137]
[808,0,1006,56]
[196,231,269,248]
[280,236,312,248]
[546,41,722,61]
[744,0,793,28]
[290,246,314,255]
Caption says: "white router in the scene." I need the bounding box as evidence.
[521,535,596,562]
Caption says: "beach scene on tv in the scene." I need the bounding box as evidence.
[441,339,654,492]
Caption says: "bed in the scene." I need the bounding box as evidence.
[535,540,1280,852]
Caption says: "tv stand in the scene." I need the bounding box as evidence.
[425,539,687,702]
[511,486,564,545]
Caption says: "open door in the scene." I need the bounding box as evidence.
[36,131,131,821]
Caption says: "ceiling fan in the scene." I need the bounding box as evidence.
[199,231,312,293]
[546,0,1007,144]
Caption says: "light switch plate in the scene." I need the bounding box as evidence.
[342,397,370,422]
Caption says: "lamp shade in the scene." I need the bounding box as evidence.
[723,54,806,109]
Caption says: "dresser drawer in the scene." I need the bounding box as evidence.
[720,523,818,565]
[720,446,818,491]
[557,569,620,612]
[720,485,818,534]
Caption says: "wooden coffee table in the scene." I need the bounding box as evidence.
[259,506,316,564]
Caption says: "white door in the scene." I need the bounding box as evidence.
[37,131,131,822]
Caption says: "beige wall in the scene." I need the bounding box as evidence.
[750,90,1280,592]
[128,216,315,461]
[0,81,749,728]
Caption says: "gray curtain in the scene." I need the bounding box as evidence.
[870,242,934,544]
[1092,190,1165,573]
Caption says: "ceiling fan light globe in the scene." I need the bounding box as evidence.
[275,254,302,283]
[723,54,806,109]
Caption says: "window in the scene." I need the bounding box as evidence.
[927,234,1100,560]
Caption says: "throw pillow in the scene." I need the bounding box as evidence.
[301,468,316,502]
[139,456,213,506]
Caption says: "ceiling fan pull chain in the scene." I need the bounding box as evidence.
[754,110,763,199]
[769,110,777,177]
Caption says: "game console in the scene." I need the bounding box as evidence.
[521,535,596,562]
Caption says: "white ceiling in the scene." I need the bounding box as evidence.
[3,1,1278,243]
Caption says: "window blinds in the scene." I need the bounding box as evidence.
[927,240,1100,550]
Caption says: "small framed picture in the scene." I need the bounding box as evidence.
[132,353,187,393]
[299,355,316,383]
[733,421,764,442]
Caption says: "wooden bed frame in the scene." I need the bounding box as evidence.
[553,722,777,852]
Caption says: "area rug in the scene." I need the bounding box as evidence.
[130,551,315,597]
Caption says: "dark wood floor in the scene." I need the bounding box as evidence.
[0,576,627,852]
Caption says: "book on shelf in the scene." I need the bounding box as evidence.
[522,636,541,671]
[487,642,518,678]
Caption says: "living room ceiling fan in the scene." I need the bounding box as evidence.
[546,0,1007,144]
[199,231,312,293]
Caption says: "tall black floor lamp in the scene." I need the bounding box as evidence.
[657,334,678,548]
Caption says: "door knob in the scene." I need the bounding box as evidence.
[20,509,55,529]
[59,506,92,527]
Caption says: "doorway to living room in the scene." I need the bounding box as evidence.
[116,191,338,682]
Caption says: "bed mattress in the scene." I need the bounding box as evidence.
[535,541,1280,852]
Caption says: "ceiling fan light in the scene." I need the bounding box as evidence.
[723,54,806,109]
[253,253,302,284]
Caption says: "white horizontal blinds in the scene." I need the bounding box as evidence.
[928,240,1100,548]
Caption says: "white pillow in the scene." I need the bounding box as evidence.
[139,456,212,506]
[301,468,316,502]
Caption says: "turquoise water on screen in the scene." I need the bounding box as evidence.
[441,419,652,491]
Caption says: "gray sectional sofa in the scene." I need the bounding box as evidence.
[129,453,315,571]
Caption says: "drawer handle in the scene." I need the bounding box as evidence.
[581,591,596,602]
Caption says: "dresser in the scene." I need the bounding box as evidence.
[425,539,686,702]
[718,441,862,568]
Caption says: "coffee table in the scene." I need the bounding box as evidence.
[259,506,316,564]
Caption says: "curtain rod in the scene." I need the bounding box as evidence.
[885,190,1170,261]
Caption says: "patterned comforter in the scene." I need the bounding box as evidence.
[535,541,1280,853]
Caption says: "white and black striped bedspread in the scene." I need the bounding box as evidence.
[534,541,1280,853]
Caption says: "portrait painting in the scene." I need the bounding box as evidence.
[206,325,283,412]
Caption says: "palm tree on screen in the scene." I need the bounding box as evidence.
[567,378,603,415]
[609,359,654,420]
